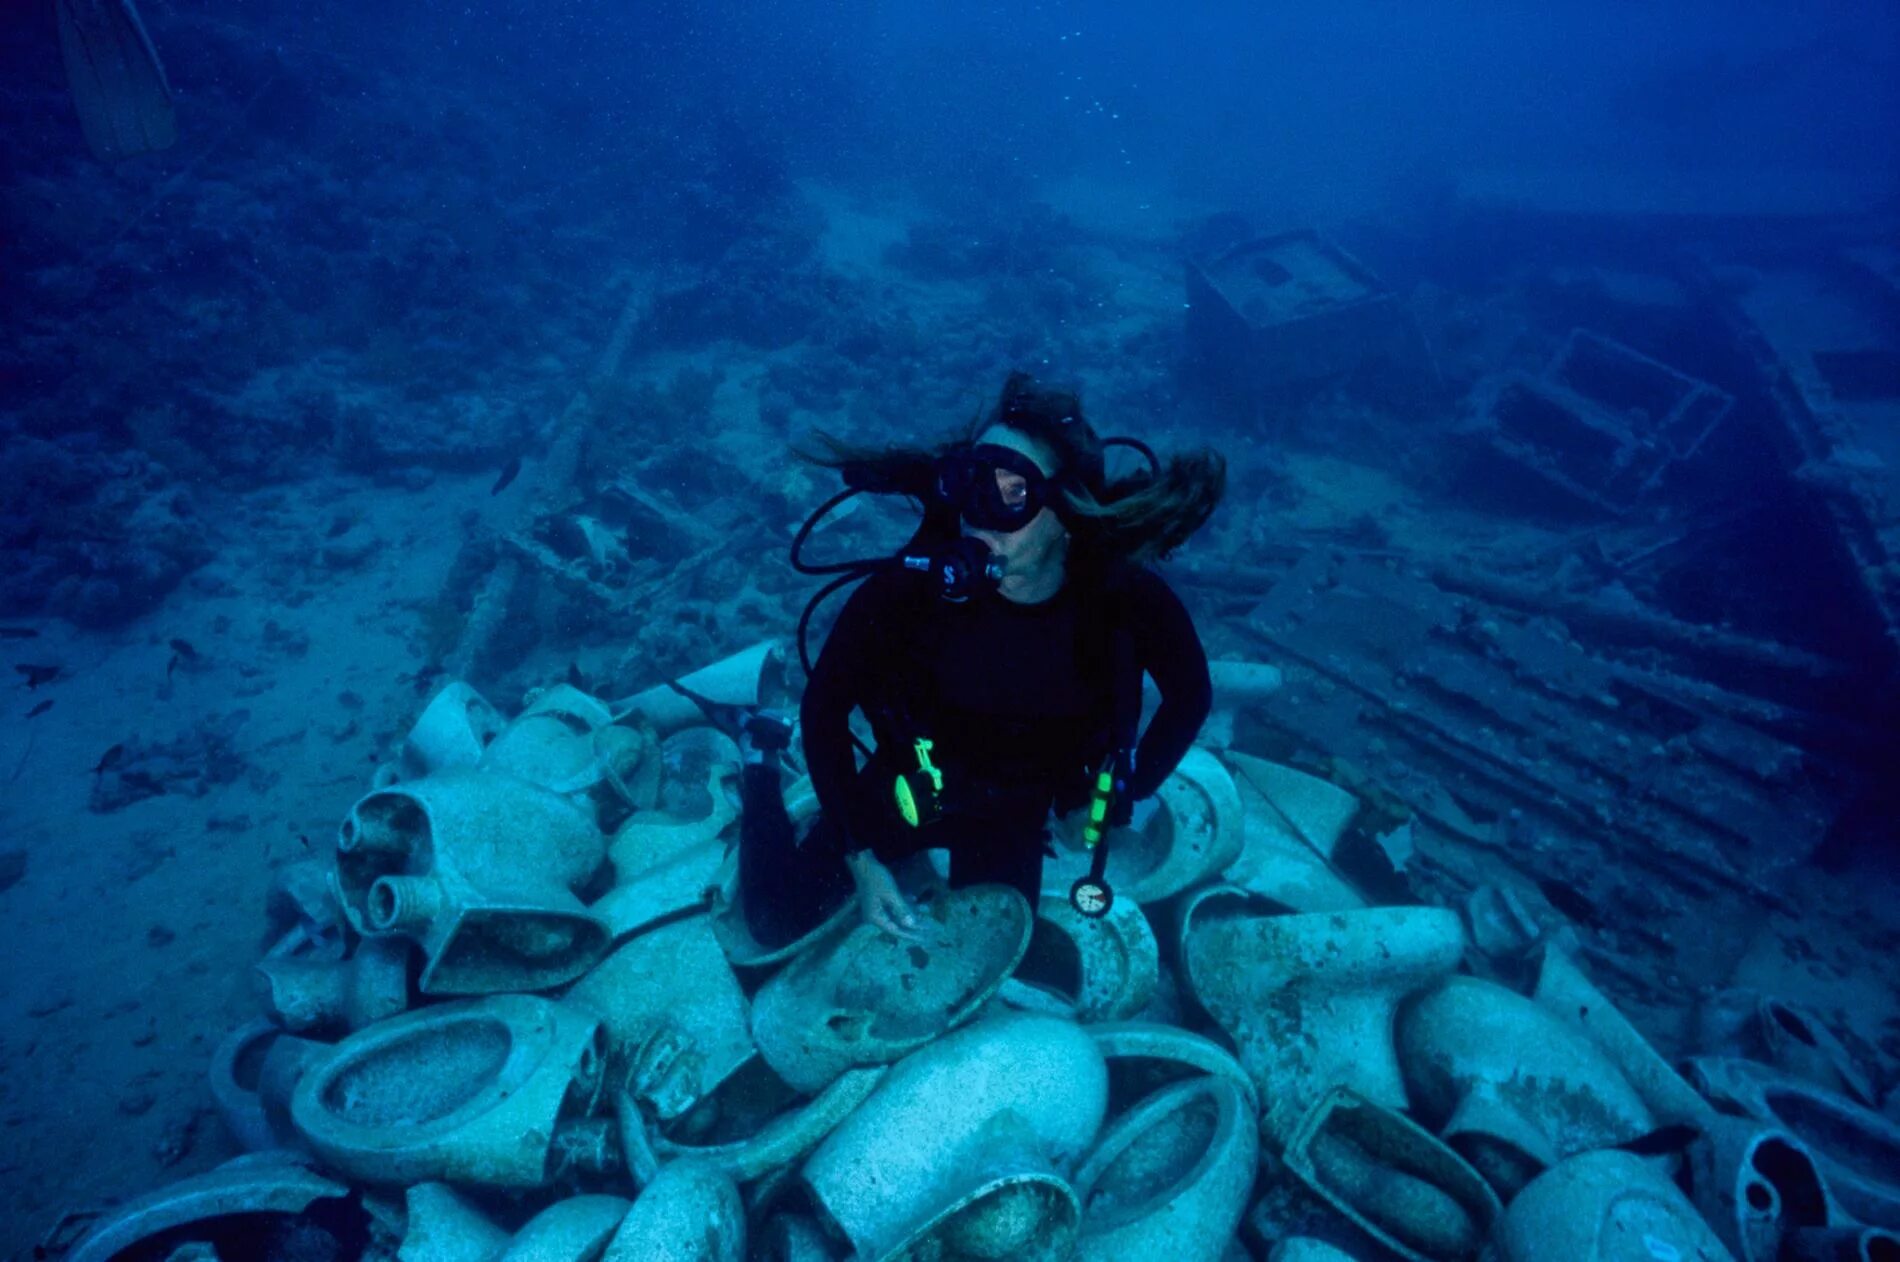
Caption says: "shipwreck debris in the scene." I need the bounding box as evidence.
[1239,550,1834,902]
[1185,229,1440,416]
[1460,329,1734,516]
[1695,249,1900,673]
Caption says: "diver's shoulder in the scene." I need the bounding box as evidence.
[1099,561,1199,639]
[1097,557,1176,602]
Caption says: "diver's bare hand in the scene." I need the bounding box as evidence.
[847,852,919,938]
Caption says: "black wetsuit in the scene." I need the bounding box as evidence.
[740,553,1212,946]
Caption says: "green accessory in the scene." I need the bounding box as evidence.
[1070,753,1124,919]
[894,737,945,828]
[1081,764,1116,848]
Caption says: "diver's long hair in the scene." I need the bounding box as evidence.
[801,371,1225,567]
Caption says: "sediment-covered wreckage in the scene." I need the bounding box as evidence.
[1183,206,1900,851]
[57,208,1900,1260]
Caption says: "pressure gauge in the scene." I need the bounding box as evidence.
[1069,876,1113,919]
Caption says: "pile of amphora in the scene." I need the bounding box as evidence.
[58,644,1900,1262]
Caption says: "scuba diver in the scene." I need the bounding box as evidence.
[738,371,1226,945]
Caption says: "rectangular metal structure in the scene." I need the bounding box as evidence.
[1464,329,1733,515]
[1185,230,1438,413]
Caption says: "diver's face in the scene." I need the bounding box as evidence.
[967,425,1069,586]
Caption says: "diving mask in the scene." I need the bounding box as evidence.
[936,442,1055,534]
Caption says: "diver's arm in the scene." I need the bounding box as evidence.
[800,574,928,937]
[844,848,919,937]
[1123,570,1213,800]
[799,572,900,851]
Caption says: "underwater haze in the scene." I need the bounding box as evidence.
[3,0,1899,1256]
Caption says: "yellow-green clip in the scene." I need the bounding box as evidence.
[894,737,944,828]
[1082,764,1115,848]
